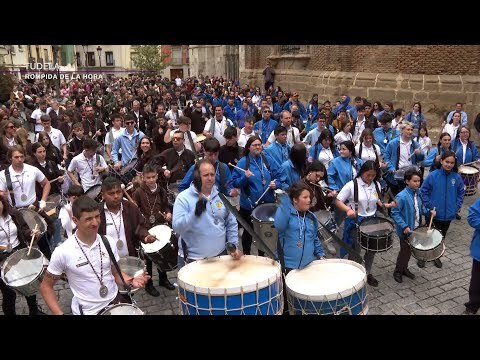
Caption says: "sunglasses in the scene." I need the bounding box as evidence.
[125,121,135,125]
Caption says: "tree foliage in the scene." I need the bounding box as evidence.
[0,66,16,103]
[131,45,169,75]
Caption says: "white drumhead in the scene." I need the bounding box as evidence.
[146,225,172,250]
[1,248,45,287]
[178,255,281,295]
[459,165,479,175]
[410,228,443,250]
[285,259,366,301]
[100,303,144,315]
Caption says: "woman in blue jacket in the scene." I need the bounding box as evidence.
[274,182,325,271]
[420,150,465,268]
[423,132,453,171]
[452,126,480,165]
[391,168,436,283]
[465,197,480,314]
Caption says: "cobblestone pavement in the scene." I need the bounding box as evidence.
[1,193,478,316]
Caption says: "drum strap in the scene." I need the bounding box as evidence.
[4,167,16,207]
[100,235,133,299]
[186,131,199,161]
[244,154,271,198]
[396,141,416,169]
[218,162,227,195]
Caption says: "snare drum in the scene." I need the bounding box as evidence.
[315,210,338,237]
[1,248,49,297]
[177,255,283,315]
[285,259,368,315]
[458,165,480,196]
[98,303,145,315]
[120,159,139,185]
[18,209,48,242]
[84,184,103,202]
[141,225,177,272]
[358,217,394,252]
[167,182,181,208]
[394,165,420,182]
[251,203,278,257]
[408,227,445,262]
[117,256,145,294]
[44,193,62,217]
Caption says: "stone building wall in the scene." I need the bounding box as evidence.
[241,45,480,142]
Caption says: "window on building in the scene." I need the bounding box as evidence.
[172,46,182,65]
[87,52,95,66]
[43,49,49,63]
[76,52,81,66]
[105,51,114,66]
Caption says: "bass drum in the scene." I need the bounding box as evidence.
[99,303,145,315]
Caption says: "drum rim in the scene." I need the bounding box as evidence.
[251,203,278,222]
[409,227,444,250]
[285,258,367,301]
[177,255,282,295]
[99,303,145,315]
[85,184,102,197]
[459,165,479,174]
[18,209,48,234]
[359,216,394,236]
[146,225,172,249]
[0,248,46,288]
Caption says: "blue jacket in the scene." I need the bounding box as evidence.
[274,195,325,269]
[452,139,480,165]
[253,118,279,144]
[263,141,291,168]
[447,110,468,126]
[223,105,237,122]
[373,127,399,154]
[231,153,282,210]
[383,137,424,185]
[420,168,464,221]
[306,102,319,121]
[332,96,353,117]
[271,103,282,120]
[178,160,233,196]
[111,129,145,165]
[327,156,364,191]
[233,108,251,128]
[279,159,301,189]
[467,198,480,261]
[405,111,426,129]
[172,183,239,260]
[423,146,449,169]
[391,187,430,237]
[283,101,307,120]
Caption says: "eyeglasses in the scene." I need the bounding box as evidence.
[263,110,271,113]
[125,121,135,125]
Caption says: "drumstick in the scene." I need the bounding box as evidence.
[120,184,137,206]
[408,144,428,160]
[49,176,61,183]
[255,181,276,206]
[228,163,254,175]
[461,160,480,167]
[27,224,38,256]
[427,207,436,234]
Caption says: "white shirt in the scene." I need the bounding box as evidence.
[353,118,366,144]
[58,203,75,238]
[238,128,255,148]
[355,143,381,162]
[103,203,128,258]
[35,127,66,151]
[443,123,460,141]
[398,139,413,169]
[175,77,182,87]
[204,117,233,146]
[46,234,119,315]
[68,152,107,192]
[165,109,183,124]
[0,164,45,208]
[267,126,300,146]
[334,131,352,148]
[337,178,380,217]
[105,127,125,147]
[31,108,46,132]
[318,147,334,170]
[0,214,20,251]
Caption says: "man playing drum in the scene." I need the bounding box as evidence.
[40,195,150,315]
[132,166,176,295]
[173,160,241,270]
[97,177,162,295]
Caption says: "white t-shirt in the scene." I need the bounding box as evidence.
[0,164,46,207]
[58,203,75,238]
[31,108,47,132]
[46,234,119,315]
[103,203,128,258]
[238,128,255,148]
[35,127,66,151]
[204,117,233,146]
[337,177,381,217]
[68,152,107,192]
[0,214,20,250]
[267,126,300,146]
[355,143,381,162]
[398,139,413,169]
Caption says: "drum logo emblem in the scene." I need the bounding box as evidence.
[374,191,378,198]
[452,179,455,185]
[215,201,223,209]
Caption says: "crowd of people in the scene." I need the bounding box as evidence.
[0,71,479,315]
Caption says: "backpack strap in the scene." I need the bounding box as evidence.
[4,167,15,207]
[100,235,131,294]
